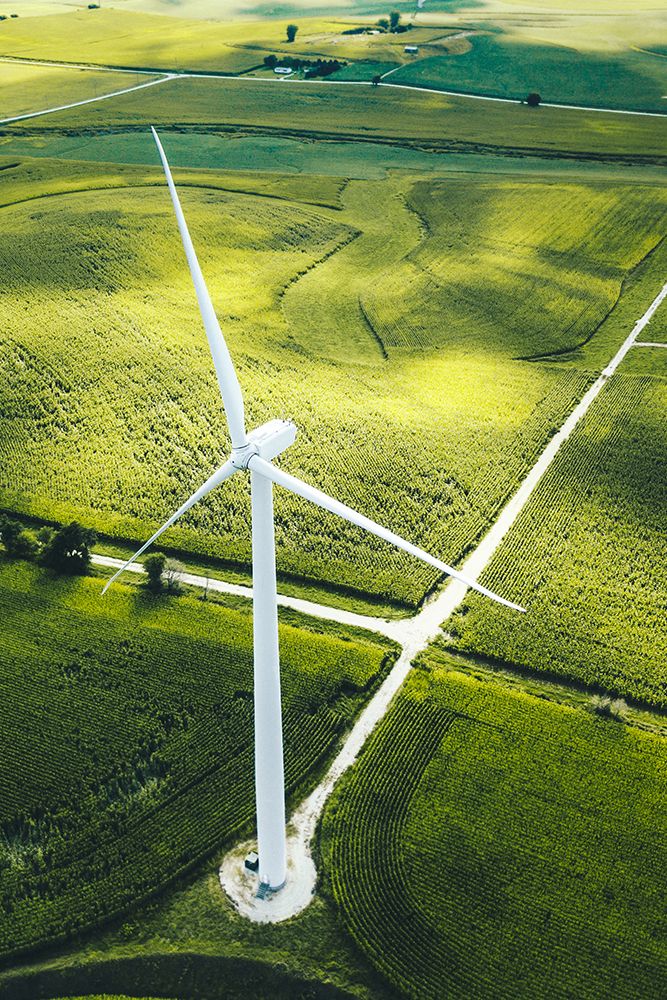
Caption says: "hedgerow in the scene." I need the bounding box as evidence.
[321,666,667,999]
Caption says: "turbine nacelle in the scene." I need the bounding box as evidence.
[231,419,297,471]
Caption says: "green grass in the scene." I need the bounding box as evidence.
[1,156,632,607]
[4,131,667,186]
[19,76,667,163]
[447,371,667,708]
[0,557,396,959]
[321,663,667,999]
[0,62,158,120]
[391,34,667,112]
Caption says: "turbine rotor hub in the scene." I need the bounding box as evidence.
[231,419,297,470]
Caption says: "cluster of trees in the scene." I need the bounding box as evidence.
[263,54,346,78]
[0,515,96,573]
[377,11,411,33]
[0,514,187,596]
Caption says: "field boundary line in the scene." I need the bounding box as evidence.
[1,59,665,120]
[0,73,174,125]
[218,279,667,923]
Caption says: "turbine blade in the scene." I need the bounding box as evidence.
[250,456,525,613]
[151,126,247,449]
[102,459,237,594]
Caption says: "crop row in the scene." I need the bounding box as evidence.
[321,666,667,999]
[448,372,667,707]
[0,173,614,606]
[0,560,394,957]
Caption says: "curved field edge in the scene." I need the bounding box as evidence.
[0,952,358,1000]
[1,161,624,608]
[320,665,667,1000]
[0,559,397,961]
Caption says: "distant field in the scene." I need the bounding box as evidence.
[449,372,667,708]
[321,664,667,999]
[8,157,660,605]
[363,178,664,357]
[26,76,667,163]
[391,35,667,112]
[0,558,395,957]
[0,61,157,120]
[4,132,667,186]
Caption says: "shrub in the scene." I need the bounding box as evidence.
[526,92,542,106]
[164,558,185,594]
[0,516,37,559]
[144,552,166,593]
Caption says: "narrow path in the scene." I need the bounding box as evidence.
[634,341,667,347]
[219,279,667,922]
[1,55,664,121]
[92,554,403,642]
[0,73,174,125]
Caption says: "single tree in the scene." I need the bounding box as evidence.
[40,521,96,574]
[286,23,298,43]
[371,74,382,87]
[144,552,166,593]
[264,54,278,69]
[377,17,389,30]
[526,92,541,107]
[389,10,401,31]
[164,558,185,594]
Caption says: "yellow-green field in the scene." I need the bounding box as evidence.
[0,60,158,119]
[20,76,667,162]
[1,153,664,606]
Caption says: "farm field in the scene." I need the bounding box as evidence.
[4,155,665,606]
[391,36,667,112]
[447,372,667,708]
[4,131,667,186]
[0,556,396,958]
[1,5,666,995]
[321,664,667,1000]
[0,61,158,120]
[19,76,667,162]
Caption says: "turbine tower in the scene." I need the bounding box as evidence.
[103,128,525,893]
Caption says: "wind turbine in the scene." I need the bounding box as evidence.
[103,127,525,893]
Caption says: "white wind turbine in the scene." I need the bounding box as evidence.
[103,128,525,893]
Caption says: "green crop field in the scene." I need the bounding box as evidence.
[22,75,667,163]
[447,372,667,707]
[1,4,666,995]
[321,663,667,999]
[0,557,396,957]
[391,36,667,112]
[6,155,664,606]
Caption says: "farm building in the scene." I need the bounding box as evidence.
[274,66,293,75]
[404,45,419,53]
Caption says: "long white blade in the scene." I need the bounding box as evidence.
[151,126,247,449]
[250,456,526,613]
[102,459,237,594]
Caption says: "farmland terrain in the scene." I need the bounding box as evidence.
[0,9,666,1000]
